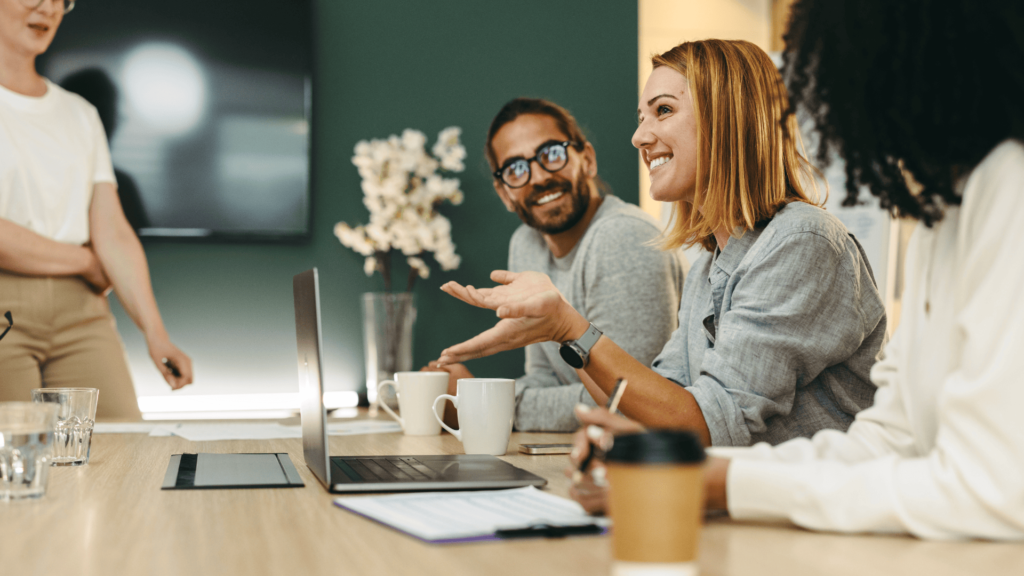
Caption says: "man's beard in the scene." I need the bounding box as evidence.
[513,172,591,235]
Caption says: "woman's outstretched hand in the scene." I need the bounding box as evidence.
[436,270,588,365]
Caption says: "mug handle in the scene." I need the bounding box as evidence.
[376,380,403,427]
[432,394,461,441]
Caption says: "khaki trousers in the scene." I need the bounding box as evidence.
[0,271,142,420]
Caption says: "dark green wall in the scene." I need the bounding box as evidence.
[113,0,640,396]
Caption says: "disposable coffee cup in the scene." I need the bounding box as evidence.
[605,430,706,576]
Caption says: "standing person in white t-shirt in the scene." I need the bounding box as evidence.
[0,0,193,419]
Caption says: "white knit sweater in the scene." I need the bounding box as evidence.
[713,140,1024,540]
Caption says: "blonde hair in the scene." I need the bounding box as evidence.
[653,39,820,251]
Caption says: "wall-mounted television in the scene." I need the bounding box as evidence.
[38,0,312,241]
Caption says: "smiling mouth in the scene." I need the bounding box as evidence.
[649,156,672,171]
[28,23,50,32]
[534,191,565,206]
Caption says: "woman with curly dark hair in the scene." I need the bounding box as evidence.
[569,0,1024,540]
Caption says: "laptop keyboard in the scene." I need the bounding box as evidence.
[332,457,438,483]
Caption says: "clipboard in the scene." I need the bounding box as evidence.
[333,486,608,544]
[161,453,305,490]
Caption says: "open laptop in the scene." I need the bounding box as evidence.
[293,268,547,493]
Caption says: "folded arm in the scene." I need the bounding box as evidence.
[0,217,110,291]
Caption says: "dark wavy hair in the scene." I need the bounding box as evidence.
[782,0,1024,224]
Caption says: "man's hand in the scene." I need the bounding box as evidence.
[565,405,644,515]
[80,247,112,295]
[421,361,472,428]
[437,270,588,365]
[147,336,193,390]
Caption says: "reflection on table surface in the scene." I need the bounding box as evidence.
[3,413,1021,576]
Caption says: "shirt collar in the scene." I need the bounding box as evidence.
[711,225,766,278]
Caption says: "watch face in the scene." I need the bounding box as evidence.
[559,343,585,369]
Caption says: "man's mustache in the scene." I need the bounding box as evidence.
[525,179,572,206]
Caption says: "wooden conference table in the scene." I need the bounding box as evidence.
[3,412,1022,576]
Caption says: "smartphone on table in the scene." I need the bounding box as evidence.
[518,444,574,455]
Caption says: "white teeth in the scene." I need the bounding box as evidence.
[535,191,564,205]
[649,156,671,170]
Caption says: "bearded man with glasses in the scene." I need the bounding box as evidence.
[426,98,686,432]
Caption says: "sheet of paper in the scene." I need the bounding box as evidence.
[130,420,401,441]
[160,423,302,441]
[93,422,165,434]
[149,425,178,437]
[334,486,608,544]
[324,421,401,435]
[275,420,401,436]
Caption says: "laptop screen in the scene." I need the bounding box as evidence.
[293,268,331,487]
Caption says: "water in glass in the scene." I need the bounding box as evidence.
[0,402,57,500]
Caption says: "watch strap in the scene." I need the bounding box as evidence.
[575,323,602,354]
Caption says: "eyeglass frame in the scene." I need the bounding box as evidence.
[492,140,582,189]
[23,0,75,14]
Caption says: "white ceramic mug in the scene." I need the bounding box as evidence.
[432,378,515,455]
[376,372,451,436]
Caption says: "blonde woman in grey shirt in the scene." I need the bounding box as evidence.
[435,39,886,448]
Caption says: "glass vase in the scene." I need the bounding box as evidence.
[362,292,416,410]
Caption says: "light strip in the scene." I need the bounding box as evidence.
[137,391,359,414]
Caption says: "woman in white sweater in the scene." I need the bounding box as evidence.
[569,0,1024,539]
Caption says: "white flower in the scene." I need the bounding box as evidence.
[428,214,452,236]
[435,246,461,271]
[415,155,440,178]
[401,129,427,152]
[433,127,467,173]
[334,223,375,256]
[339,126,465,283]
[364,222,392,250]
[407,256,430,279]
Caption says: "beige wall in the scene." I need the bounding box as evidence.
[637,0,773,222]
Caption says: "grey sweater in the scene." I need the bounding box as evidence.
[508,195,686,431]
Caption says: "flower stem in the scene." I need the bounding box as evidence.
[406,267,417,292]
[376,251,391,292]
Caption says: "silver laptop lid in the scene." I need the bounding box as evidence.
[293,268,331,488]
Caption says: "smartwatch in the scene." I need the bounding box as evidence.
[558,323,603,369]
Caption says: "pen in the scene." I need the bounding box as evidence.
[495,523,604,539]
[574,379,627,482]
[162,358,182,378]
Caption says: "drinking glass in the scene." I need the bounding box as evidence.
[0,402,59,500]
[31,388,99,466]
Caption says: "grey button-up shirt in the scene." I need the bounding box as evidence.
[652,201,886,446]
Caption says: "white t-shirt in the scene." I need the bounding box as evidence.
[0,78,116,245]
[713,139,1024,540]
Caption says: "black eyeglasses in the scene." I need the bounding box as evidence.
[0,312,11,342]
[20,0,75,14]
[493,141,579,189]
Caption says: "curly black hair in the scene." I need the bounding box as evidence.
[782,0,1024,224]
